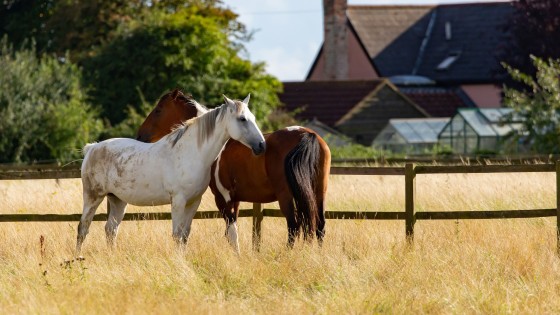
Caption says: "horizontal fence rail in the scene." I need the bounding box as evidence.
[1,162,559,253]
[332,154,560,165]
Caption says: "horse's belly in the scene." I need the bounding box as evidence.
[235,187,276,203]
[113,189,170,207]
[107,178,170,206]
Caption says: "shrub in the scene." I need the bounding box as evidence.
[0,37,103,163]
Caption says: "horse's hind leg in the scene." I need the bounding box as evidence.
[278,195,299,248]
[316,198,326,246]
[76,193,104,254]
[105,194,127,248]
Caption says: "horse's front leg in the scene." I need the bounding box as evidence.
[171,195,202,246]
[215,194,240,253]
[225,201,241,254]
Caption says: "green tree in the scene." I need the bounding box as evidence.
[0,0,144,61]
[1,0,282,133]
[502,56,560,153]
[106,88,154,139]
[1,0,250,62]
[497,0,560,89]
[0,37,103,163]
[83,5,281,129]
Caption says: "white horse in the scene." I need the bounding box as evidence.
[76,95,265,253]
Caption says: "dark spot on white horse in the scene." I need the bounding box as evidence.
[82,145,118,198]
[115,165,125,177]
[82,173,105,198]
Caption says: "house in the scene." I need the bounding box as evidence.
[308,0,513,108]
[373,117,450,154]
[279,79,430,146]
[438,108,524,154]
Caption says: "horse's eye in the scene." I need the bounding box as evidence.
[239,116,247,122]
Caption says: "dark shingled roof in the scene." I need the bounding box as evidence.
[347,5,433,76]
[279,80,384,126]
[399,86,475,117]
[346,2,513,84]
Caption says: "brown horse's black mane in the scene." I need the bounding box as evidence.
[168,102,232,148]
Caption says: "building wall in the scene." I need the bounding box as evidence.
[336,86,427,145]
[461,84,502,108]
[347,28,378,80]
[308,25,378,81]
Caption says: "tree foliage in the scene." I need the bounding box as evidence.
[498,0,560,86]
[1,0,250,62]
[0,0,282,163]
[2,0,281,130]
[0,0,144,60]
[82,4,281,128]
[502,56,560,153]
[0,37,103,162]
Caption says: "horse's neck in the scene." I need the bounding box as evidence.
[176,120,229,168]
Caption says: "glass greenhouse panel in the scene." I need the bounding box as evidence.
[395,122,422,142]
[460,110,495,137]
[479,137,498,152]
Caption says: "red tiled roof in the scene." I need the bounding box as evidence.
[279,80,384,126]
[399,86,474,117]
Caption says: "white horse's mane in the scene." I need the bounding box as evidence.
[167,100,242,148]
[190,99,209,116]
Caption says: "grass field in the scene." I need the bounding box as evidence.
[1,170,560,314]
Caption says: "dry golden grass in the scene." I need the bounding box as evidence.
[1,170,560,314]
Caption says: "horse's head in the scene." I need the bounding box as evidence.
[136,89,205,143]
[223,94,266,155]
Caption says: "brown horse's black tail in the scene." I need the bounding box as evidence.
[284,132,321,240]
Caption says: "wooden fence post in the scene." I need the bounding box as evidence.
[556,161,560,255]
[252,202,263,251]
[405,163,416,242]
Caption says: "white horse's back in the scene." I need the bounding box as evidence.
[81,138,173,206]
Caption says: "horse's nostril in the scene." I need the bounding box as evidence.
[252,141,266,155]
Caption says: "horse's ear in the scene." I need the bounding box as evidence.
[171,89,180,100]
[223,95,235,106]
[243,94,250,105]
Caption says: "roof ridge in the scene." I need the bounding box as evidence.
[282,79,387,86]
[347,2,510,10]
[348,5,435,10]
[436,2,512,7]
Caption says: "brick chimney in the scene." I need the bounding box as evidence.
[323,0,348,80]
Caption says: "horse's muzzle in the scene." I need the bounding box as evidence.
[252,141,266,155]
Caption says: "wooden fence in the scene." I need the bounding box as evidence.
[1,163,559,252]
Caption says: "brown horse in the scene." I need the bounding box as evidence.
[137,89,331,250]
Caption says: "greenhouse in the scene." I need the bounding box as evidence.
[438,108,524,154]
[372,118,450,154]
